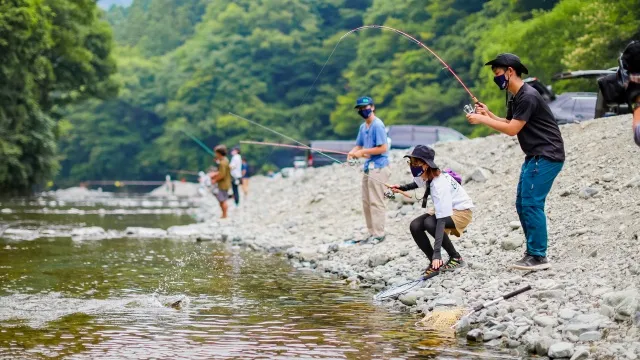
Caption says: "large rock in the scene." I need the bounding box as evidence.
[368,253,390,268]
[2,228,39,241]
[602,289,640,321]
[501,237,524,251]
[570,347,590,360]
[578,187,599,199]
[535,337,555,356]
[466,328,483,342]
[534,315,559,328]
[71,227,107,240]
[398,291,421,306]
[166,223,216,238]
[548,342,574,358]
[483,329,502,341]
[578,331,601,342]
[509,221,521,230]
[559,309,577,320]
[470,167,491,183]
[563,313,610,337]
[124,227,167,238]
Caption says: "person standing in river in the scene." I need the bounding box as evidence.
[347,96,391,245]
[466,53,565,271]
[209,145,232,219]
[390,145,474,279]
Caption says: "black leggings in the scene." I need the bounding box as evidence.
[231,179,240,206]
[409,213,460,260]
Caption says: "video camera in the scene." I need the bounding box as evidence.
[596,40,640,116]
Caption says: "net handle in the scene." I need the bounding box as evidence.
[503,284,532,300]
[474,285,532,311]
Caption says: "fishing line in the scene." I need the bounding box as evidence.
[290,24,479,124]
[229,112,411,199]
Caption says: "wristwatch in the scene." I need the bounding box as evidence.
[633,102,640,111]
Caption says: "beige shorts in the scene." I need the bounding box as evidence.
[427,208,473,237]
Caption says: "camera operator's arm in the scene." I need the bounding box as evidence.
[633,99,640,146]
[629,83,640,146]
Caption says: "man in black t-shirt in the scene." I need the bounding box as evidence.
[466,53,565,271]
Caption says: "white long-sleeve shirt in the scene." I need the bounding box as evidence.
[230,154,243,179]
[414,173,474,218]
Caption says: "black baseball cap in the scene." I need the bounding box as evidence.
[403,145,438,169]
[485,53,529,74]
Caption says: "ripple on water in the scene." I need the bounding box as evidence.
[1,196,520,359]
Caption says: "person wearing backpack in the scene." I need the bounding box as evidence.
[390,145,474,279]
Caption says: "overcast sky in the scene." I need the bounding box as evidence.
[97,0,132,10]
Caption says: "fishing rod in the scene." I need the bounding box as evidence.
[179,129,215,156]
[229,112,411,199]
[292,25,479,121]
[167,169,200,176]
[340,25,479,104]
[240,140,350,155]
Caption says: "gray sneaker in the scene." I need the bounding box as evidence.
[360,235,386,245]
[511,254,551,271]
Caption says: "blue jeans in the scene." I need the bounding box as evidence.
[516,157,563,257]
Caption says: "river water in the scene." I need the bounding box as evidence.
[0,192,517,359]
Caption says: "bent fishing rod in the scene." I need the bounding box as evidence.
[230,112,411,199]
[294,25,479,117]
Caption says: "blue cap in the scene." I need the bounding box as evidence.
[354,96,374,108]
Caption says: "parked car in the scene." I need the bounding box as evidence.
[386,125,467,149]
[305,125,468,168]
[307,140,354,168]
[292,155,308,169]
[548,92,598,125]
[551,69,630,118]
[524,77,556,102]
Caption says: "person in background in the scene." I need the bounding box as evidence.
[210,145,232,219]
[390,145,474,278]
[229,147,243,207]
[466,53,564,271]
[620,41,640,146]
[241,158,250,197]
[386,126,392,149]
[347,96,390,245]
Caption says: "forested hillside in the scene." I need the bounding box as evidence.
[2,0,638,191]
[0,0,116,194]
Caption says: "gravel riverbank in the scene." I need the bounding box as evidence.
[13,113,638,359]
[186,114,640,359]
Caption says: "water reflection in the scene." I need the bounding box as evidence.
[0,196,519,359]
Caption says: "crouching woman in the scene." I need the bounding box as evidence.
[390,145,474,279]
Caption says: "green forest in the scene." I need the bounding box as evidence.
[1,0,638,193]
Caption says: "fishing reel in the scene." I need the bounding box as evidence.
[463,104,477,115]
[384,188,396,200]
[347,158,359,166]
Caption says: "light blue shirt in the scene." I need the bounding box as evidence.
[356,117,389,171]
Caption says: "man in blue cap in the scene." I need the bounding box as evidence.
[348,96,391,244]
[466,53,565,271]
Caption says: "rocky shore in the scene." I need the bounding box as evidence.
[186,114,640,359]
[8,114,639,359]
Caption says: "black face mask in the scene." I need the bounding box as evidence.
[357,108,373,119]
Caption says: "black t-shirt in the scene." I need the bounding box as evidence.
[507,83,565,162]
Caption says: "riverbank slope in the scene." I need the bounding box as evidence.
[193,114,640,359]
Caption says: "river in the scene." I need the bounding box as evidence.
[0,191,517,359]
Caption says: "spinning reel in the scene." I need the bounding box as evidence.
[347,158,359,166]
[384,188,396,200]
[463,104,477,115]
